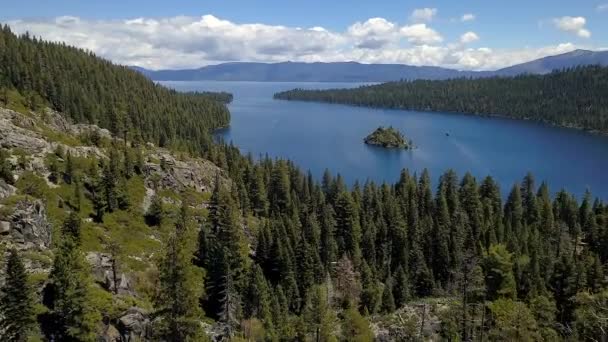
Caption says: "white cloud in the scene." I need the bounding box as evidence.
[597,3,608,12]
[5,15,591,71]
[410,8,438,22]
[400,24,443,45]
[460,31,479,44]
[553,16,591,38]
[461,13,476,22]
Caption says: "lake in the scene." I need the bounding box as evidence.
[162,81,608,199]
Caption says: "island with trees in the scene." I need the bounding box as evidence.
[364,126,412,149]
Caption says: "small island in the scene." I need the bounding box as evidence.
[364,126,412,149]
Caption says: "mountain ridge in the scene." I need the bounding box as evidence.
[134,49,608,82]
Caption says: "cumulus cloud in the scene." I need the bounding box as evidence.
[4,14,590,71]
[553,16,591,38]
[410,8,437,22]
[461,14,476,22]
[400,24,443,45]
[348,17,397,49]
[460,31,479,44]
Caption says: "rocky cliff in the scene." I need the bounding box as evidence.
[0,105,234,340]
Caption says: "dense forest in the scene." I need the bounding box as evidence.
[0,26,230,152]
[274,66,608,133]
[4,137,607,340]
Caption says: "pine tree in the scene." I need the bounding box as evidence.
[334,191,362,265]
[47,239,101,341]
[360,260,381,314]
[72,176,83,212]
[393,265,410,308]
[48,157,60,184]
[433,192,451,287]
[218,249,243,338]
[0,250,36,341]
[341,305,373,342]
[244,264,273,328]
[155,203,205,341]
[91,175,106,222]
[0,149,14,184]
[62,211,82,243]
[64,152,74,184]
[250,166,269,216]
[484,244,517,300]
[145,193,163,226]
[320,204,338,269]
[302,284,338,342]
[381,278,396,313]
[123,147,133,179]
[213,185,250,291]
[487,299,541,341]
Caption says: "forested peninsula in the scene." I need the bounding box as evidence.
[1,25,608,342]
[274,66,608,134]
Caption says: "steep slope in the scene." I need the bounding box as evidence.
[0,26,230,153]
[0,104,232,340]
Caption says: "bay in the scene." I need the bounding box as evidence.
[162,81,608,199]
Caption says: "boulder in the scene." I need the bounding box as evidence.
[0,108,50,153]
[99,323,121,342]
[118,307,151,341]
[4,199,52,250]
[0,221,10,234]
[143,150,226,194]
[86,252,134,295]
[0,180,16,200]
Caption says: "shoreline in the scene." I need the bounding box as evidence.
[274,97,608,137]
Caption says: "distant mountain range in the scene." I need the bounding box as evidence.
[133,49,608,82]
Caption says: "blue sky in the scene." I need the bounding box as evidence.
[2,0,607,69]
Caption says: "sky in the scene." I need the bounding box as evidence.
[1,0,607,70]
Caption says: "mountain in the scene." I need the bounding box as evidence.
[494,49,608,76]
[134,49,608,82]
[134,61,479,82]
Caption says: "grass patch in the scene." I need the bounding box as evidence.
[37,123,81,147]
[99,210,163,272]
[126,175,146,215]
[15,171,50,199]
[158,188,181,202]
[1,88,30,115]
[22,250,54,269]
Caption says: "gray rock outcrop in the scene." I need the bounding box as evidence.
[86,252,134,296]
[118,307,151,341]
[0,180,16,200]
[1,199,52,251]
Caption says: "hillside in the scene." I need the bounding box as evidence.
[275,65,608,133]
[0,26,230,154]
[133,49,608,82]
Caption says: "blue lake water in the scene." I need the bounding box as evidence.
[162,81,608,200]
